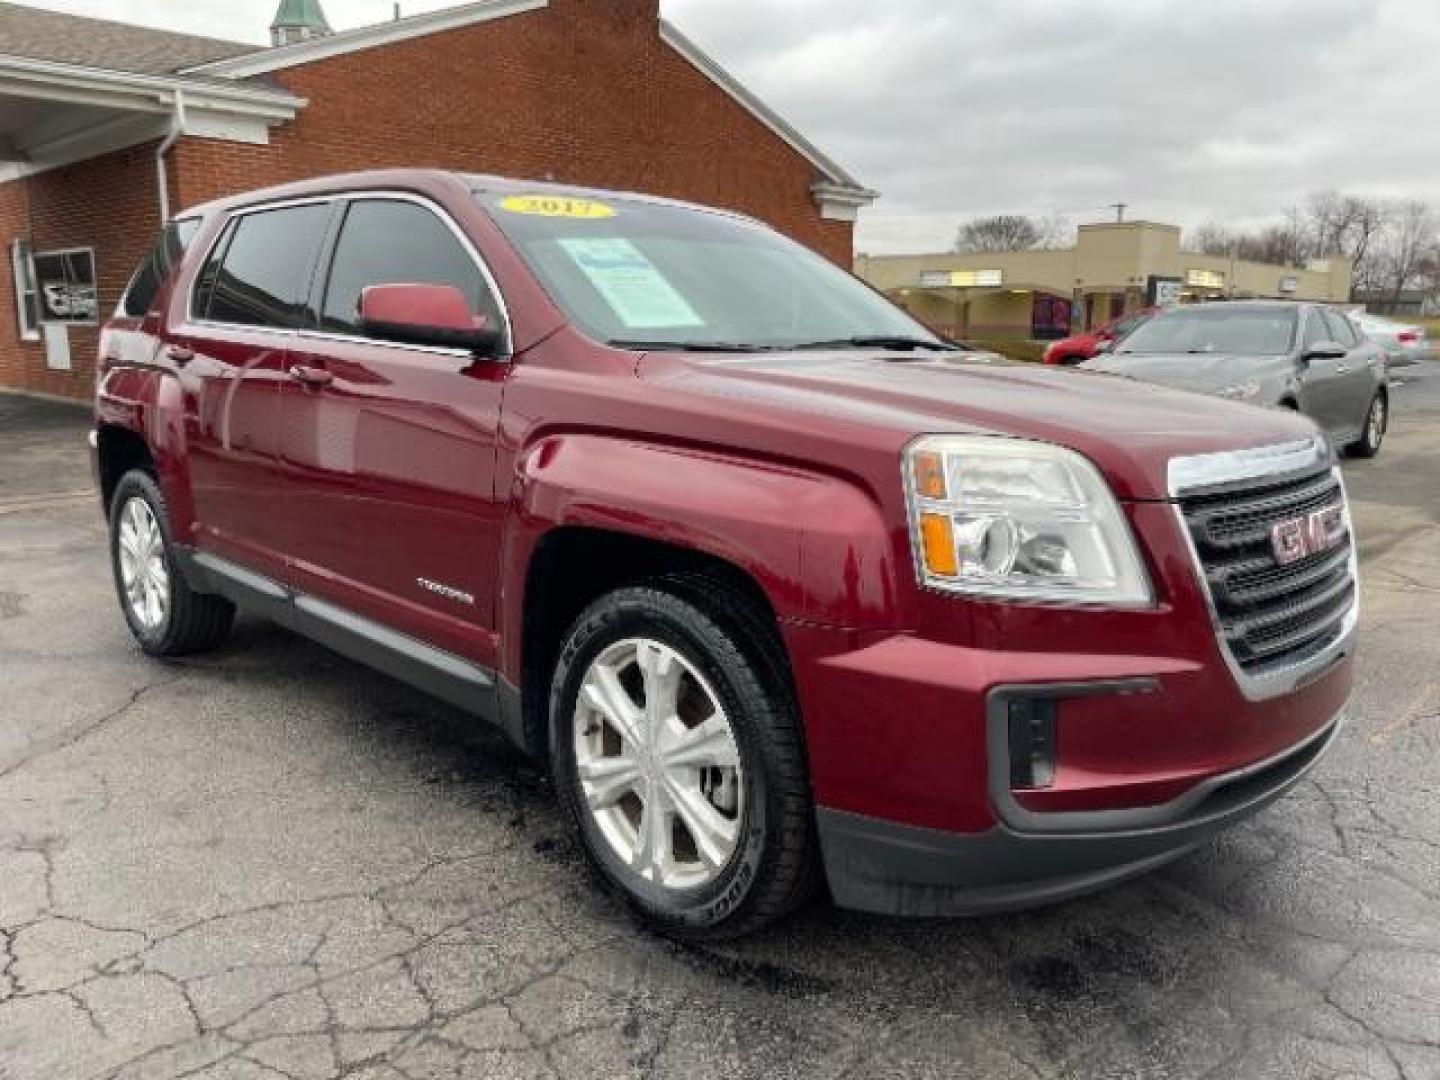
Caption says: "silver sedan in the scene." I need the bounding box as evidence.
[1083,302,1390,458]
[1350,312,1429,368]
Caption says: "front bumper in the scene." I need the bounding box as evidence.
[819,709,1341,916]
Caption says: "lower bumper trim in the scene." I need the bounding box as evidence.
[819,712,1341,917]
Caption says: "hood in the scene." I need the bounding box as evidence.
[637,350,1318,501]
[1082,352,1293,394]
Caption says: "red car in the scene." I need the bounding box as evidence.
[93,171,1354,938]
[1043,307,1158,365]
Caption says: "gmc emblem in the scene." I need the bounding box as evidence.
[1271,504,1345,566]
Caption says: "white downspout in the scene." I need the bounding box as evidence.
[155,89,187,222]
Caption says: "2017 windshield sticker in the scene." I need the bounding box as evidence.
[500,195,615,219]
[558,238,704,330]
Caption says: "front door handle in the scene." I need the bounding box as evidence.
[1335,364,1349,375]
[288,364,333,388]
[165,345,195,367]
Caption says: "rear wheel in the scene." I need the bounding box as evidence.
[109,470,234,656]
[1346,391,1387,459]
[550,583,817,939]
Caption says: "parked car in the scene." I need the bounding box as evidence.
[94,171,1355,938]
[1083,302,1389,458]
[1350,311,1429,368]
[1042,307,1156,365]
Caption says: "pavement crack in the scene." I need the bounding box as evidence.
[0,676,181,783]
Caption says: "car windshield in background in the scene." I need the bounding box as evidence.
[481,192,949,352]
[1117,308,1297,356]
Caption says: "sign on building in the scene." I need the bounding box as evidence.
[919,269,1003,288]
[1279,276,1298,294]
[1147,274,1183,307]
[1184,268,1226,290]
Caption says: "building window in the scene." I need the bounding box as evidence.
[31,248,99,325]
[9,239,40,341]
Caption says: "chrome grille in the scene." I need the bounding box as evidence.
[1178,464,1356,676]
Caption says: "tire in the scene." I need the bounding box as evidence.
[1345,391,1387,459]
[109,470,234,656]
[549,581,818,939]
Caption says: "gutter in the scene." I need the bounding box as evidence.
[155,89,186,222]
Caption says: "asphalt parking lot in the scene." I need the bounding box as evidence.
[1,369,1437,1080]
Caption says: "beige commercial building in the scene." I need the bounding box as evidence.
[855,222,1353,341]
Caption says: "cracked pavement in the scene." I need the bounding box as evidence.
[1,370,1438,1080]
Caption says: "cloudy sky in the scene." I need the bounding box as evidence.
[30,0,1440,252]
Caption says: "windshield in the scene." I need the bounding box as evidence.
[1116,307,1297,356]
[481,191,946,351]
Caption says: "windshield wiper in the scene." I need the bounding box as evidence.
[607,339,777,353]
[791,335,959,352]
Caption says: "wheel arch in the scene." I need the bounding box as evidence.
[514,525,791,759]
[95,368,197,542]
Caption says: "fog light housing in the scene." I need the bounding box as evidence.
[1007,699,1057,790]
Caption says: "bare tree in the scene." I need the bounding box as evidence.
[953,215,1043,253]
[1342,197,1391,292]
[1384,201,1439,302]
[1185,222,1235,255]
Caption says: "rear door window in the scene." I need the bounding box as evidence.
[120,219,200,318]
[197,203,332,329]
[319,199,502,337]
[1300,310,1329,351]
[1321,308,1359,347]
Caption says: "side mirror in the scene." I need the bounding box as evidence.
[358,284,502,356]
[1092,339,1114,355]
[1302,340,1347,363]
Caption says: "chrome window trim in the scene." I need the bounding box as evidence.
[1167,438,1359,703]
[184,190,513,357]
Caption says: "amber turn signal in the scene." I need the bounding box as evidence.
[919,512,958,577]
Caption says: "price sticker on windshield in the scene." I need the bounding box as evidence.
[500,195,616,219]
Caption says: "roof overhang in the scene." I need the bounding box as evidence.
[0,55,304,180]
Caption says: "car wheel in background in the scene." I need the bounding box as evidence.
[108,470,235,656]
[1347,391,1387,459]
[550,581,818,939]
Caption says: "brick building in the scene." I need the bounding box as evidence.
[0,0,876,399]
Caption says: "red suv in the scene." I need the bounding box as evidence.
[1043,307,1157,365]
[94,171,1355,937]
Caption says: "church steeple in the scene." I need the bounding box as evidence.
[270,0,333,46]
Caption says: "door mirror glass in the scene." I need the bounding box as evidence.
[1302,340,1347,362]
[358,283,501,355]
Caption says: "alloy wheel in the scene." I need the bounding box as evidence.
[1367,395,1385,449]
[117,496,169,631]
[573,637,744,890]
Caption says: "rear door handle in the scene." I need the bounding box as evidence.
[288,364,333,388]
[165,345,195,367]
[1335,364,1349,374]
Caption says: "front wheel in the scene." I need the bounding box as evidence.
[549,583,817,939]
[1346,391,1387,459]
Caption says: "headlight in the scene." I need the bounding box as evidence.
[903,435,1153,605]
[1217,381,1262,401]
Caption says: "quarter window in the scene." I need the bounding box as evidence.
[320,199,501,337]
[122,219,200,319]
[199,203,332,329]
